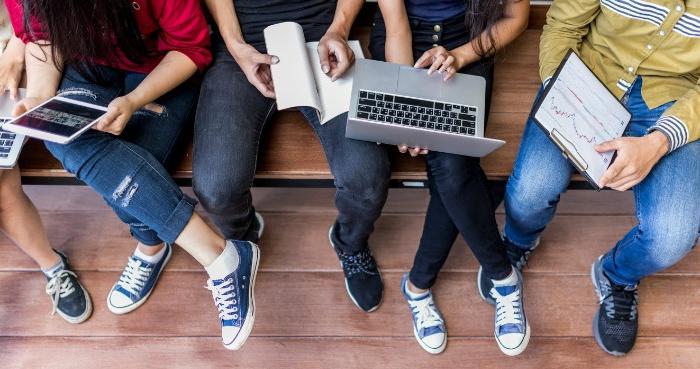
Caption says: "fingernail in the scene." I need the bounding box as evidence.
[322,65,330,74]
[271,56,279,64]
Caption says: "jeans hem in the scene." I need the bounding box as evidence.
[158,195,198,245]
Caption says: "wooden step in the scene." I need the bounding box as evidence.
[0,271,697,338]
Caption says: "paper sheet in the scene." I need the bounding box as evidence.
[534,52,631,188]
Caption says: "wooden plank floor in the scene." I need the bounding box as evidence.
[1,187,699,368]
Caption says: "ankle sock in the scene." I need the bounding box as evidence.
[404,278,429,300]
[134,244,167,264]
[492,267,518,287]
[205,241,240,280]
[42,255,65,278]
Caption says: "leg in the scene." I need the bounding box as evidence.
[192,47,275,241]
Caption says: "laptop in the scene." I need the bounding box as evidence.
[346,59,505,157]
[0,89,26,168]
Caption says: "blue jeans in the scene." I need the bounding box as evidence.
[45,66,199,245]
[504,78,700,286]
[192,35,391,252]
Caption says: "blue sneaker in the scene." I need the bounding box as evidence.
[107,243,172,314]
[490,268,530,356]
[206,240,260,350]
[401,274,446,354]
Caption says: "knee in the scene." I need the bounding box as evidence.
[643,220,699,270]
[334,156,390,203]
[193,173,249,212]
[505,172,563,219]
[427,154,482,196]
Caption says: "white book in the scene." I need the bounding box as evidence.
[263,22,364,124]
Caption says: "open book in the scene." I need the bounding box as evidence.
[264,22,364,124]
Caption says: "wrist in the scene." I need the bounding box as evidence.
[227,39,251,62]
[325,24,350,40]
[646,130,670,157]
[452,48,476,70]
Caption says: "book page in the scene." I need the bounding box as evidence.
[534,52,631,188]
[305,40,365,124]
[264,22,321,112]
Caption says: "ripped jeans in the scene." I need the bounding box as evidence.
[45,65,199,245]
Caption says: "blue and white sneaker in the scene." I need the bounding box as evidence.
[206,240,260,351]
[490,268,530,356]
[401,274,447,354]
[107,243,172,314]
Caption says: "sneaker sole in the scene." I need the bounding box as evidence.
[255,212,265,241]
[477,266,496,306]
[496,320,531,356]
[57,283,93,324]
[590,258,627,357]
[328,226,382,313]
[412,323,447,354]
[224,242,260,351]
[107,245,173,315]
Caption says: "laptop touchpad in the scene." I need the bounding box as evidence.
[396,66,443,100]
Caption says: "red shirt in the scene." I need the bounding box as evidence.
[5,0,212,73]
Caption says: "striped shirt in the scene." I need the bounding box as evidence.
[540,0,700,151]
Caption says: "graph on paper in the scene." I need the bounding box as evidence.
[533,51,631,188]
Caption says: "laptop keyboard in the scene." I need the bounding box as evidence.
[356,89,478,136]
[0,119,16,158]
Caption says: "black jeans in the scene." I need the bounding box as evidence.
[193,34,391,253]
[370,13,511,287]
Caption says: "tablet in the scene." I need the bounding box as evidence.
[2,96,107,144]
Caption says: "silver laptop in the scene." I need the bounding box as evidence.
[0,89,26,168]
[346,59,505,157]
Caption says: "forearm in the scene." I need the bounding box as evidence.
[328,0,364,38]
[204,0,247,55]
[3,36,25,63]
[125,51,196,108]
[378,0,413,65]
[24,42,61,99]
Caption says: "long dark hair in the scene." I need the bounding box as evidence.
[466,0,521,59]
[22,0,148,81]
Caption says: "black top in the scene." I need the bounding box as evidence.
[233,0,337,50]
[404,0,467,21]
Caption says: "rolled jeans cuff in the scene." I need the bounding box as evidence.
[158,195,198,245]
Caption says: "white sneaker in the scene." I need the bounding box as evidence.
[401,274,446,354]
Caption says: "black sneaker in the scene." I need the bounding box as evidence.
[329,227,383,312]
[478,237,539,305]
[44,250,93,324]
[591,255,638,356]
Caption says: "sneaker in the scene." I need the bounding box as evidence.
[206,240,260,350]
[401,274,447,354]
[478,237,540,305]
[490,268,530,356]
[44,250,93,324]
[243,211,265,242]
[591,255,638,356]
[328,226,383,312]
[107,243,173,314]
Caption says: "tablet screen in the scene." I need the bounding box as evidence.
[13,99,105,137]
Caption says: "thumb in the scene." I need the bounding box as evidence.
[595,139,622,153]
[253,53,278,65]
[317,42,331,74]
[11,101,27,117]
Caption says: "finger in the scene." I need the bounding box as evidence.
[331,46,354,81]
[398,145,408,153]
[98,109,120,130]
[609,176,642,192]
[317,42,331,74]
[606,173,638,190]
[414,51,433,69]
[443,67,458,81]
[428,54,446,75]
[252,78,275,98]
[252,53,277,65]
[599,161,625,187]
[438,56,455,74]
[11,102,26,117]
[595,139,623,153]
[419,149,429,155]
[409,147,421,157]
[8,82,18,100]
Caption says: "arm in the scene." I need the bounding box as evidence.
[11,41,61,117]
[377,0,413,65]
[648,82,700,152]
[538,0,600,83]
[415,0,530,80]
[317,0,364,81]
[204,0,276,97]
[0,35,25,98]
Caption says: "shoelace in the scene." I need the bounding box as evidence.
[492,288,523,328]
[604,286,638,321]
[338,249,377,277]
[117,258,153,296]
[408,298,443,330]
[506,246,532,271]
[45,270,77,315]
[206,278,239,321]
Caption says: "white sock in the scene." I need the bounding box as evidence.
[42,255,65,278]
[492,267,519,287]
[205,241,240,280]
[134,244,167,264]
[404,278,429,299]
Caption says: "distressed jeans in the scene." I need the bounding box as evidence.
[45,66,198,245]
[504,78,700,286]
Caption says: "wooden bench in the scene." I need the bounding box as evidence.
[19,4,579,188]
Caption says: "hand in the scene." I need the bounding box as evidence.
[0,54,24,99]
[230,42,278,98]
[11,96,49,117]
[595,131,669,191]
[414,46,465,81]
[318,30,355,82]
[398,144,429,157]
[94,96,138,135]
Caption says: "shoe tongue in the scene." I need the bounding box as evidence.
[495,285,517,296]
[499,323,523,335]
